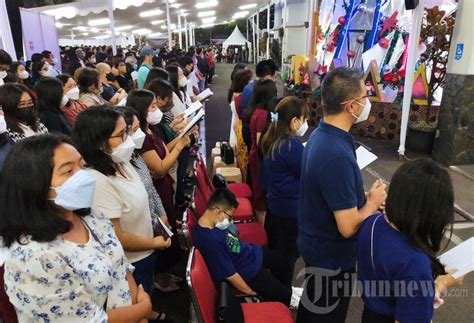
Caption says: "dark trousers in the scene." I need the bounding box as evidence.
[132,252,158,296]
[362,305,393,323]
[207,67,215,84]
[296,265,355,323]
[175,147,190,206]
[247,248,292,306]
[264,212,299,281]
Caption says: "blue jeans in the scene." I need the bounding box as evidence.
[132,251,158,296]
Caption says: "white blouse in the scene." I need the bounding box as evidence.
[4,213,133,323]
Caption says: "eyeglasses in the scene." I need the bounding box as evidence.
[340,95,369,105]
[216,208,234,220]
[109,125,131,141]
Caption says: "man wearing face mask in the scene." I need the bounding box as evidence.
[194,189,303,308]
[0,49,13,86]
[296,67,387,323]
[41,50,60,77]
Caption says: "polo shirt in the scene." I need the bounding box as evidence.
[137,64,152,89]
[297,120,365,271]
[357,213,434,322]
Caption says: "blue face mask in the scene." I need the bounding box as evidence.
[50,170,96,211]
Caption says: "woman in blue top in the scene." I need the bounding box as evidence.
[357,159,464,323]
[260,96,309,277]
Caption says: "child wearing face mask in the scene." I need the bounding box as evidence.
[194,189,303,308]
[260,96,310,284]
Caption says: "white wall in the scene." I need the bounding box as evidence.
[447,0,474,75]
[283,26,307,58]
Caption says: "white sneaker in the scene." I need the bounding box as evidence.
[290,287,303,309]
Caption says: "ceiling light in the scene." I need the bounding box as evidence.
[169,0,177,3]
[88,18,110,26]
[73,26,89,31]
[181,12,189,17]
[195,1,218,9]
[201,16,216,24]
[55,22,63,28]
[132,28,152,35]
[200,23,215,28]
[150,20,165,25]
[232,11,249,18]
[139,9,163,17]
[171,3,181,8]
[239,3,257,10]
[83,32,89,36]
[198,10,215,17]
[89,28,99,33]
[147,32,163,37]
[161,23,176,29]
[115,25,133,31]
[94,35,110,39]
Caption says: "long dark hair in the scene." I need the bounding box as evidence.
[0,83,39,133]
[72,105,122,176]
[245,79,277,123]
[35,77,64,113]
[165,64,183,103]
[227,63,247,103]
[144,67,169,89]
[260,96,309,159]
[77,67,100,94]
[0,134,76,247]
[31,61,46,85]
[385,159,454,277]
[126,89,155,132]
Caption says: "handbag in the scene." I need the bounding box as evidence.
[220,141,235,165]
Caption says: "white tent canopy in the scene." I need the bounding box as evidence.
[223,26,250,48]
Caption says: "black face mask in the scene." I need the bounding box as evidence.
[16,106,37,124]
[106,72,115,81]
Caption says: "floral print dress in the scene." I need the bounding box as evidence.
[3,213,133,323]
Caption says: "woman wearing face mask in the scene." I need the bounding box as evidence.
[72,107,172,322]
[125,55,139,89]
[8,62,31,87]
[77,67,109,107]
[260,96,309,282]
[115,61,132,93]
[31,61,49,86]
[35,77,72,135]
[57,74,88,125]
[0,83,48,143]
[116,106,183,293]
[126,88,190,229]
[0,134,152,322]
[96,62,127,104]
[165,64,188,122]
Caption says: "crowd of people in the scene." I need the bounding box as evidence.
[0,41,468,323]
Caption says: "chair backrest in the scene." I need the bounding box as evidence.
[193,187,207,218]
[186,208,197,247]
[199,153,214,191]
[187,247,217,323]
[196,155,213,201]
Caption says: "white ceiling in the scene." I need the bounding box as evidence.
[48,0,269,40]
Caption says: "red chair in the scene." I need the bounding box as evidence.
[196,160,253,222]
[198,154,252,199]
[0,266,18,323]
[186,248,293,323]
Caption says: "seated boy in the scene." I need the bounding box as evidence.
[193,189,301,307]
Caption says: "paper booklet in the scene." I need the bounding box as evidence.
[356,146,378,170]
[0,247,7,267]
[154,216,174,240]
[178,109,205,138]
[184,100,203,119]
[117,96,127,106]
[196,88,214,101]
[438,237,474,279]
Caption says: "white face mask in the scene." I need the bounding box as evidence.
[66,87,80,101]
[178,76,188,88]
[352,98,372,124]
[295,119,309,137]
[132,128,146,149]
[60,94,69,108]
[146,108,163,125]
[110,136,135,163]
[18,70,29,80]
[0,115,6,134]
[215,217,230,231]
[50,169,96,211]
[0,70,7,79]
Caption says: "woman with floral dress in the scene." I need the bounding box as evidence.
[0,134,151,322]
